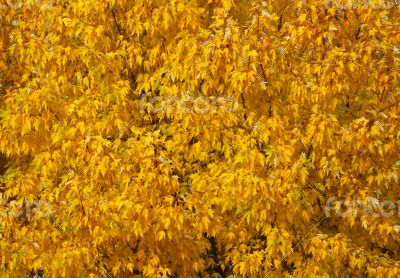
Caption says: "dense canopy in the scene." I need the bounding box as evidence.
[1,0,400,277]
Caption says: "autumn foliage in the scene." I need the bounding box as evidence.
[1,0,400,277]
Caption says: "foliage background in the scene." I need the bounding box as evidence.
[1,0,400,277]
